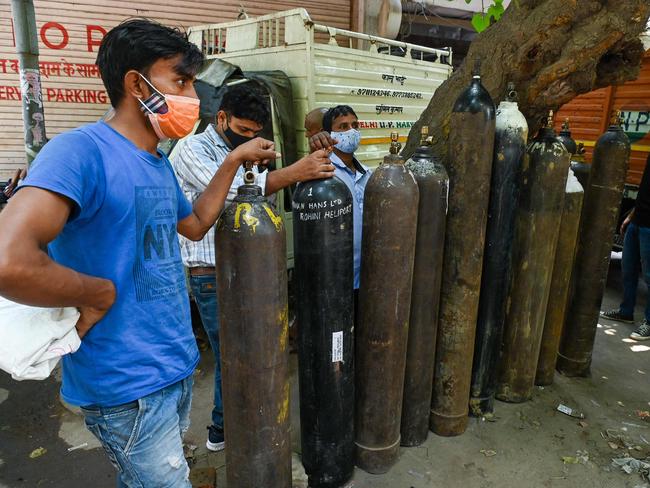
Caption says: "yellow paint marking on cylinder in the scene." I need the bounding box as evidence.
[277,382,290,424]
[263,204,284,231]
[278,306,289,351]
[234,203,259,233]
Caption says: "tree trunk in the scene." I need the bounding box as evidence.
[403,0,650,158]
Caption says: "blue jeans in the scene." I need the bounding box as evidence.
[81,375,193,488]
[620,222,650,321]
[189,273,223,429]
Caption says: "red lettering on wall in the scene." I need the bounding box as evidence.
[43,87,108,104]
[0,86,23,101]
[40,22,69,50]
[86,25,106,52]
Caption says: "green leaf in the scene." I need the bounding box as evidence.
[486,3,505,19]
[471,13,491,33]
[470,0,506,32]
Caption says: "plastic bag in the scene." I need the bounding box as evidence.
[0,296,80,380]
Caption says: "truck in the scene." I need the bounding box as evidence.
[171,8,453,266]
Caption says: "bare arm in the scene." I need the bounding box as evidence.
[0,188,116,337]
[3,167,27,198]
[177,137,280,241]
[621,208,635,234]
[265,150,336,195]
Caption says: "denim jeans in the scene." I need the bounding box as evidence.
[620,222,650,321]
[188,273,223,429]
[81,375,193,488]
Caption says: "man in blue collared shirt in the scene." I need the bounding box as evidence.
[310,105,371,292]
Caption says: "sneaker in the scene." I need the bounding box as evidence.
[206,425,225,452]
[630,319,650,341]
[599,309,634,324]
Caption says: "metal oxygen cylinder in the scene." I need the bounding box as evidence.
[215,178,291,488]
[558,112,631,377]
[495,111,571,403]
[293,174,355,488]
[431,61,495,436]
[355,132,418,474]
[470,84,528,416]
[401,126,448,447]
[535,168,584,386]
[557,118,578,156]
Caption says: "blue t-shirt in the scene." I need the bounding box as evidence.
[23,121,198,407]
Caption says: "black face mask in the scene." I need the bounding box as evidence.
[223,120,254,149]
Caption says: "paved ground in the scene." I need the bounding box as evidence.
[1,259,649,488]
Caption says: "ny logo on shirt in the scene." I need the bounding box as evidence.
[133,186,185,302]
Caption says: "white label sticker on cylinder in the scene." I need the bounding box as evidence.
[332,331,343,362]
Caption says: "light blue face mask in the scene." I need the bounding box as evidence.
[331,128,361,154]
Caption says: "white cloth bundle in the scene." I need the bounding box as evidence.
[0,296,80,380]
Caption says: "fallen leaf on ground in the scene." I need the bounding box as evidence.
[480,449,497,457]
[482,413,498,422]
[562,450,589,465]
[29,447,46,459]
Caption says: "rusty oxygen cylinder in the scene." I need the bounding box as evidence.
[535,168,584,386]
[470,84,528,416]
[293,175,355,488]
[355,132,418,474]
[557,112,630,377]
[557,118,578,156]
[215,172,291,488]
[431,61,495,436]
[495,111,571,403]
[571,143,591,192]
[400,126,448,447]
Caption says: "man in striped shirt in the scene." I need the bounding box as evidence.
[171,84,334,452]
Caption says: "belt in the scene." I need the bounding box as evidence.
[189,266,216,276]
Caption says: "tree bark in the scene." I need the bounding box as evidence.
[403,0,650,158]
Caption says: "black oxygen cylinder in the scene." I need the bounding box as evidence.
[216,182,291,488]
[495,111,571,403]
[293,176,355,488]
[401,126,449,447]
[558,113,631,377]
[470,84,528,416]
[431,63,496,437]
[355,133,419,474]
[557,118,578,156]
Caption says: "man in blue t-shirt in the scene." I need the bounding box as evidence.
[0,20,278,487]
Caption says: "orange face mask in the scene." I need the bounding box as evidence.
[137,74,199,140]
